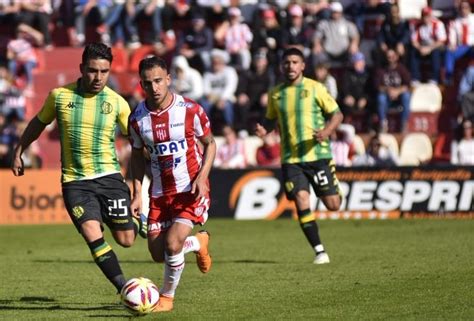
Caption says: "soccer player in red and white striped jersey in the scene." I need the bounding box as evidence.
[129,55,216,313]
[445,0,474,83]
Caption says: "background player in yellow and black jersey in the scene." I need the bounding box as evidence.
[256,47,343,265]
[11,43,145,294]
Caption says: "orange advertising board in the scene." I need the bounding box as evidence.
[0,169,70,224]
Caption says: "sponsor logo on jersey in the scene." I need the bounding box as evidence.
[150,139,188,156]
[177,101,194,108]
[100,101,113,114]
[149,220,172,232]
[155,156,182,170]
[66,102,76,109]
[170,122,184,128]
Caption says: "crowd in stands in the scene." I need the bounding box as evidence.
[1,0,474,169]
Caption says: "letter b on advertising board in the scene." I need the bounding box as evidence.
[0,170,70,224]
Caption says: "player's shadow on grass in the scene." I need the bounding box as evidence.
[34,258,279,265]
[224,259,278,264]
[0,297,129,317]
[33,259,153,264]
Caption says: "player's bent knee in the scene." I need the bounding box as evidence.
[322,195,341,211]
[165,240,184,255]
[325,203,341,211]
[119,240,134,248]
[114,231,135,248]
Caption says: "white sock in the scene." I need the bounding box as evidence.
[183,236,200,254]
[160,251,185,298]
[315,244,325,253]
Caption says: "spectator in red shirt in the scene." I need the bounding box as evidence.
[256,130,280,167]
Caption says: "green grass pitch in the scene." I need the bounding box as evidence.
[0,219,473,320]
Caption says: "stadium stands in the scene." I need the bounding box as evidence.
[4,1,473,170]
[408,83,443,134]
[244,136,263,167]
[410,83,443,113]
[399,132,433,165]
[398,0,428,19]
[352,134,366,156]
[379,133,400,157]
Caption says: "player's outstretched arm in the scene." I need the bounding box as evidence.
[192,134,216,198]
[130,147,146,217]
[11,117,47,176]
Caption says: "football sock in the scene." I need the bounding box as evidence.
[160,251,185,298]
[183,236,200,254]
[132,216,139,236]
[297,209,324,253]
[88,237,125,292]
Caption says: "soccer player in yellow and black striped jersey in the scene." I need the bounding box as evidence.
[256,47,343,264]
[11,43,145,293]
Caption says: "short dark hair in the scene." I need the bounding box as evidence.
[282,47,305,60]
[139,55,168,76]
[82,42,113,64]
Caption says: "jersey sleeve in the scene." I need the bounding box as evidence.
[36,89,58,124]
[117,96,131,136]
[128,118,144,149]
[315,82,340,115]
[265,88,278,120]
[194,105,211,138]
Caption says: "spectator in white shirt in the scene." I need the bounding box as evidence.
[353,133,398,166]
[312,1,359,65]
[313,60,338,100]
[451,119,474,165]
[170,55,204,101]
[200,49,238,132]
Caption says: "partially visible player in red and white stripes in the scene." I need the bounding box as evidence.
[445,0,474,83]
[129,55,216,313]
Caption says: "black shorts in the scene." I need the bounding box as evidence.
[282,159,341,200]
[62,173,134,232]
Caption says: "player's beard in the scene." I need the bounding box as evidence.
[150,90,170,111]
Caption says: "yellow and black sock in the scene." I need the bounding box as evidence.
[132,216,139,236]
[88,237,126,292]
[297,209,323,253]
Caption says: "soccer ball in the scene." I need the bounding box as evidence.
[120,277,160,315]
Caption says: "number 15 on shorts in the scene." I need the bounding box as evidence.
[314,170,329,186]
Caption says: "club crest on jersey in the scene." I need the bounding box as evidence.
[156,129,167,140]
[100,101,113,114]
[300,89,308,99]
[155,123,167,140]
